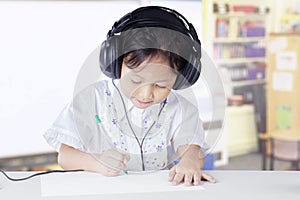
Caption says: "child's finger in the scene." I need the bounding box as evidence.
[172,172,184,185]
[193,173,201,185]
[201,172,217,183]
[184,173,193,186]
[124,154,130,162]
[106,149,129,162]
[96,155,127,171]
[168,167,176,182]
[104,169,121,177]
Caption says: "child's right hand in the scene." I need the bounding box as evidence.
[95,149,130,176]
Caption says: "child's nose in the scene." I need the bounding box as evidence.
[138,84,154,99]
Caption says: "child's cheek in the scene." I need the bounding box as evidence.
[120,78,138,98]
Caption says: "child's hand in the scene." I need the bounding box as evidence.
[95,149,130,176]
[168,158,216,186]
[168,145,216,186]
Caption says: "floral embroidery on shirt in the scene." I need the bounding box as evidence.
[112,118,117,125]
[155,123,161,129]
[156,145,163,152]
[105,90,111,96]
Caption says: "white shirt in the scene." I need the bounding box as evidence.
[44,80,207,171]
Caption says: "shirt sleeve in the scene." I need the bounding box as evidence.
[170,98,209,154]
[43,84,97,152]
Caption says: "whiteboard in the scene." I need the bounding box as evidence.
[0,1,139,158]
[0,0,204,158]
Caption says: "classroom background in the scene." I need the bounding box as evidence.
[1,0,300,171]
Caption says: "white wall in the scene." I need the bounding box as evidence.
[0,0,204,158]
[0,1,139,158]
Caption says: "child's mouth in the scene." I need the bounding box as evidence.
[134,99,153,107]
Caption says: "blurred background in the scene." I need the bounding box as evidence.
[1,0,300,171]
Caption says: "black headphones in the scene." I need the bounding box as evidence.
[99,6,202,90]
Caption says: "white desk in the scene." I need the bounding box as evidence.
[1,170,299,200]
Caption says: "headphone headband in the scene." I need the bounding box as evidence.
[100,6,202,90]
[108,6,200,45]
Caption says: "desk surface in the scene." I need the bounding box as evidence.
[1,170,299,200]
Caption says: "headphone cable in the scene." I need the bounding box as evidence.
[112,79,166,171]
[0,169,83,182]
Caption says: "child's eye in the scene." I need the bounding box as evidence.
[131,79,141,84]
[155,84,167,89]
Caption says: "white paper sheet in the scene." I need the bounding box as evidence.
[41,170,204,197]
[267,37,287,53]
[272,72,294,92]
[276,51,297,71]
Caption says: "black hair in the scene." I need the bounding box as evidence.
[120,27,189,74]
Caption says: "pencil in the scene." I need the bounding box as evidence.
[95,115,101,123]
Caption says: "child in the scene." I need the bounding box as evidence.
[44,6,216,186]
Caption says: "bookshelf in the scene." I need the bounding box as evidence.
[203,1,270,92]
[213,12,268,96]
[203,0,272,156]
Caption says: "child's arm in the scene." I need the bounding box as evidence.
[58,144,130,176]
[168,144,216,186]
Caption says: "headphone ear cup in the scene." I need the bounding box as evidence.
[173,53,201,90]
[99,36,121,79]
[188,54,201,85]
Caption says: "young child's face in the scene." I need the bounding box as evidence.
[120,55,177,109]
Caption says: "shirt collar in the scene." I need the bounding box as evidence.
[107,79,166,122]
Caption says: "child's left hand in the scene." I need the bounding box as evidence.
[168,157,216,186]
[168,144,217,186]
